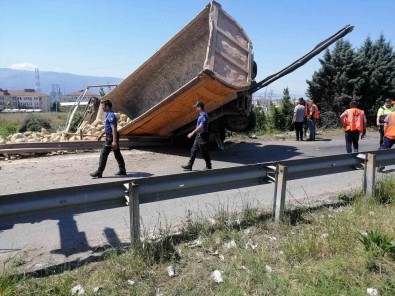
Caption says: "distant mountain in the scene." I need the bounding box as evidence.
[0,68,123,96]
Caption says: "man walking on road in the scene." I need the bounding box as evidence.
[90,99,126,178]
[376,98,393,148]
[293,98,306,141]
[340,101,366,153]
[181,101,212,171]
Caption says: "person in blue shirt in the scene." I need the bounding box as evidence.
[181,101,212,171]
[90,99,126,178]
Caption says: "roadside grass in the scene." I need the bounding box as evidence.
[2,178,395,295]
[0,113,68,136]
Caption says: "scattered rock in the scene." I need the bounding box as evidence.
[366,287,379,296]
[321,233,329,239]
[245,239,258,250]
[93,286,102,293]
[71,284,85,295]
[224,240,237,249]
[211,270,223,283]
[188,238,202,248]
[127,279,135,286]
[167,265,175,277]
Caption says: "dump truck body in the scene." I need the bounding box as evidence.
[76,2,353,144]
[98,1,253,138]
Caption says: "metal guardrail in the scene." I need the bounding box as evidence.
[0,137,170,154]
[1,149,395,245]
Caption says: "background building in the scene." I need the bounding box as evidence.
[0,88,51,112]
[61,90,97,102]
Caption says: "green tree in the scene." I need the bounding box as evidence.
[51,101,62,112]
[306,39,360,115]
[307,35,395,125]
[279,87,294,131]
[355,35,395,122]
[267,88,294,131]
[253,106,266,133]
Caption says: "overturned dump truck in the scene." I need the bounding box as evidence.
[77,1,353,146]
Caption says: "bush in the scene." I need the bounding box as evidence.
[253,107,267,133]
[359,229,395,258]
[19,116,51,133]
[319,111,342,129]
[70,111,84,133]
[374,177,395,204]
[0,123,19,138]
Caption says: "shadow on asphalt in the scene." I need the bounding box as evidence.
[310,138,332,142]
[0,199,129,259]
[137,141,305,164]
[95,171,153,179]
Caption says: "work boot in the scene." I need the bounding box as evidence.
[90,171,102,178]
[115,170,127,176]
[181,161,193,171]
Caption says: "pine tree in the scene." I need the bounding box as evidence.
[279,87,294,131]
[306,39,360,115]
[355,35,395,122]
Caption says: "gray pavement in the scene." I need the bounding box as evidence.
[0,131,391,272]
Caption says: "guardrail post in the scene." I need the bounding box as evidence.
[363,153,376,196]
[129,182,141,246]
[273,165,288,222]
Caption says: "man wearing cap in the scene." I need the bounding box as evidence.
[181,101,212,171]
[376,98,393,148]
[90,99,126,178]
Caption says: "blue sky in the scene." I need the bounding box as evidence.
[1,0,394,98]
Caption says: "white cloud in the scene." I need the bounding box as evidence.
[10,62,38,71]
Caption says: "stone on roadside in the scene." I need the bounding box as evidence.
[211,270,223,283]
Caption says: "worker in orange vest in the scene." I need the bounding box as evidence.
[307,99,319,141]
[339,101,366,153]
[377,109,395,172]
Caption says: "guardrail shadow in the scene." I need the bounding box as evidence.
[0,200,127,261]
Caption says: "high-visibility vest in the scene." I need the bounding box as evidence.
[343,108,364,132]
[385,112,395,140]
[377,105,393,124]
[311,104,320,119]
[304,102,310,117]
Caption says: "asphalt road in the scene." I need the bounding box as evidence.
[0,131,391,272]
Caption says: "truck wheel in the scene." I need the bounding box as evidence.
[252,61,258,80]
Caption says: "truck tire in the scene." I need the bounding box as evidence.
[223,110,256,133]
[252,61,258,80]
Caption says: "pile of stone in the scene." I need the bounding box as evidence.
[0,113,132,145]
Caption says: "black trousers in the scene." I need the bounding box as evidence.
[294,122,304,140]
[98,134,126,173]
[379,125,385,147]
[345,130,360,153]
[190,133,211,168]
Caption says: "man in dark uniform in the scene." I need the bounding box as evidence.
[181,101,212,171]
[90,99,126,178]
